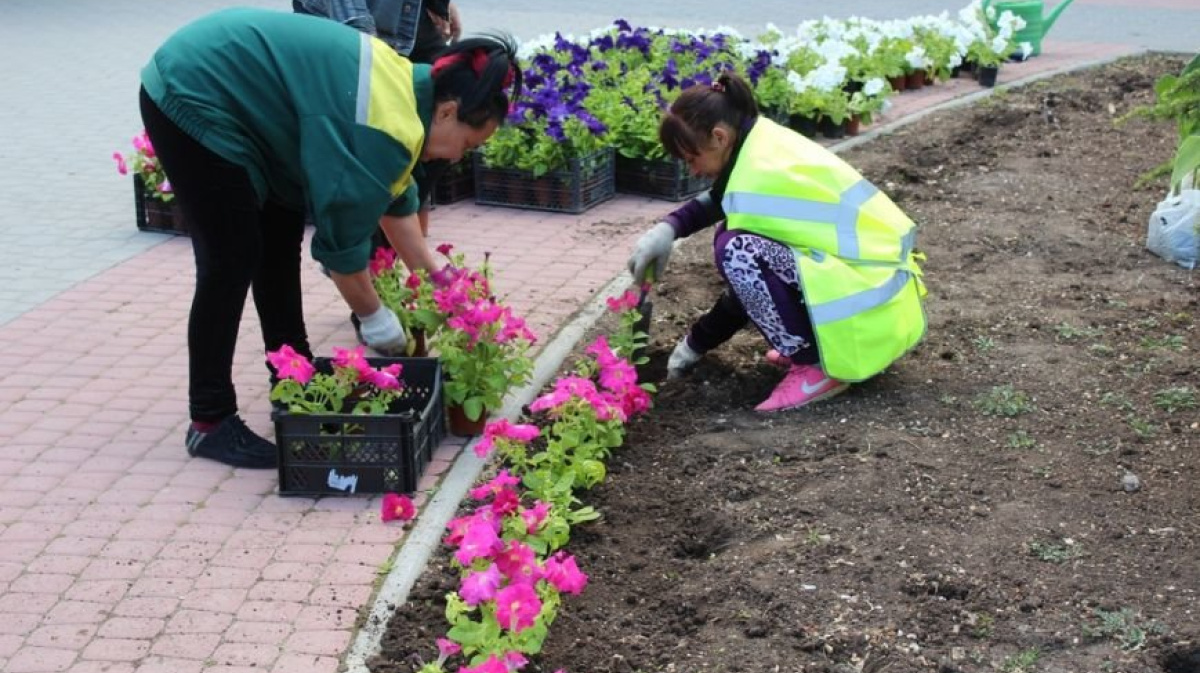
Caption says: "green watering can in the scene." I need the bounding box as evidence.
[981,0,1075,57]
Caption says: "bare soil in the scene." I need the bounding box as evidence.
[372,54,1200,673]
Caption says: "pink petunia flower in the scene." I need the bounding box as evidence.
[266,345,315,384]
[435,636,461,661]
[598,359,638,393]
[159,179,172,194]
[490,488,520,516]
[332,345,372,379]
[380,493,415,522]
[369,247,398,277]
[467,469,520,501]
[585,335,620,366]
[494,583,542,632]
[458,564,502,606]
[474,419,540,458]
[132,131,155,157]
[605,289,639,312]
[454,518,503,565]
[443,514,473,546]
[435,242,454,256]
[543,551,588,595]
[494,540,538,583]
[505,652,529,670]
[364,367,401,391]
[520,500,551,534]
[459,654,508,673]
[112,152,128,175]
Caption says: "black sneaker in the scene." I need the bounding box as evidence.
[185,415,277,469]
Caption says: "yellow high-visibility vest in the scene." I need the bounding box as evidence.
[722,118,927,381]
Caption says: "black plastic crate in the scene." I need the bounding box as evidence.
[615,156,712,202]
[473,147,615,214]
[133,176,189,235]
[272,357,445,497]
[433,161,475,205]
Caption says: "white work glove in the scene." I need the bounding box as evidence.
[357,306,407,356]
[666,338,702,380]
[627,221,676,283]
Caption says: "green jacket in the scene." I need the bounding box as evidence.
[141,8,433,273]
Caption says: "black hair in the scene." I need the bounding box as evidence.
[659,71,758,159]
[430,33,523,128]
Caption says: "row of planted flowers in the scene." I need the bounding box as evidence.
[256,250,651,668]
[476,0,1031,205]
[396,289,655,672]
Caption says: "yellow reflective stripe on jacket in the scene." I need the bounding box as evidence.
[802,250,916,324]
[795,250,926,381]
[355,34,424,198]
[723,179,878,260]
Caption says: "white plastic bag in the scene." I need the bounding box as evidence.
[1146,187,1200,270]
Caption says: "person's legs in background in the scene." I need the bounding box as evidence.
[140,88,278,468]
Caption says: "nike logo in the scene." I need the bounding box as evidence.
[800,378,832,395]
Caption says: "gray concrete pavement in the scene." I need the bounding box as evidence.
[0,0,1192,327]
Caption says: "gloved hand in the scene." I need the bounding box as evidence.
[666,338,701,380]
[627,221,676,283]
[357,306,407,356]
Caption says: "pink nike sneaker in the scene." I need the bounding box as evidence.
[764,349,790,369]
[754,364,849,412]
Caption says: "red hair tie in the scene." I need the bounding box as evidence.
[433,49,515,89]
[431,51,468,78]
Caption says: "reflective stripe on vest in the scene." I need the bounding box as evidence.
[355,34,424,197]
[723,179,878,261]
[809,269,914,325]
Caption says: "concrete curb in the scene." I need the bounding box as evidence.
[343,270,635,673]
[342,48,1150,673]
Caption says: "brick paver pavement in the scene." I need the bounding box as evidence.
[0,0,1157,667]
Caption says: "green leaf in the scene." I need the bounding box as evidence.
[446,619,489,648]
[464,396,485,422]
[1171,135,1200,189]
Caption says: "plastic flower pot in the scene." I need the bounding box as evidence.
[978,65,1000,88]
[447,403,488,437]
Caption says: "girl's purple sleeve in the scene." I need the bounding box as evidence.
[663,190,722,239]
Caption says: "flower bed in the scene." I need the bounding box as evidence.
[473,148,615,214]
[272,356,444,496]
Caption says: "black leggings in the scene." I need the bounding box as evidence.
[139,88,311,423]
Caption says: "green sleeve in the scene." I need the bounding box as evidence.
[300,116,415,273]
[384,183,420,217]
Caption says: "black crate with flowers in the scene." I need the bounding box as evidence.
[432,159,476,205]
[473,71,616,215]
[473,147,615,214]
[116,130,189,236]
[614,155,712,202]
[132,176,189,235]
[270,350,445,497]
